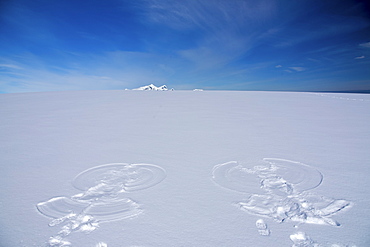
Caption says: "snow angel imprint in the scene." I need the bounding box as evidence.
[212,158,351,229]
[37,163,166,247]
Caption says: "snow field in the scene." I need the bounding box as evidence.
[0,90,369,246]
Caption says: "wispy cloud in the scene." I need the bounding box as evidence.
[1,0,369,93]
[359,42,370,48]
[289,67,306,72]
[143,0,276,31]
[141,0,278,71]
[0,64,23,70]
[275,65,306,73]
[0,67,124,93]
[0,51,177,93]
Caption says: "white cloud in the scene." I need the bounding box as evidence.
[0,51,177,93]
[0,69,125,93]
[140,0,278,71]
[177,34,250,71]
[355,55,365,59]
[289,67,306,72]
[0,64,23,70]
[275,65,282,68]
[144,0,277,31]
[359,42,370,48]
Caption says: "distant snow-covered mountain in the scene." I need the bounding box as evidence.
[132,84,170,91]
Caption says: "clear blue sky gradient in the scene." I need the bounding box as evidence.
[1,0,369,93]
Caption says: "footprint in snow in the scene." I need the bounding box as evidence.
[255,219,270,236]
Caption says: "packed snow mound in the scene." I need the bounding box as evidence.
[132,84,169,91]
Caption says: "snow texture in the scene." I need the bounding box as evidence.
[0,90,369,246]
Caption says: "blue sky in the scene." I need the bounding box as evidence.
[0,0,369,93]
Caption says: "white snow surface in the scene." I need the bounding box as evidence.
[0,90,369,247]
